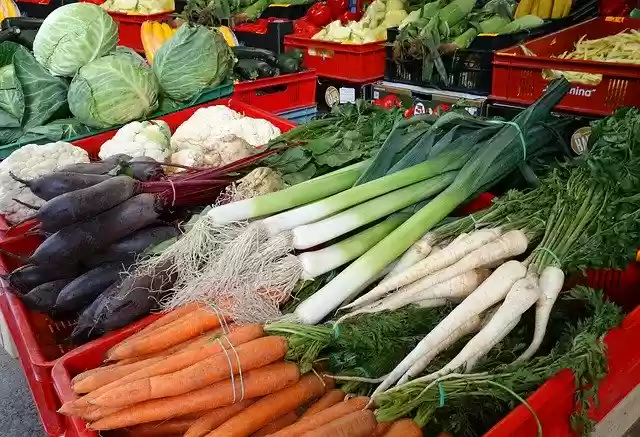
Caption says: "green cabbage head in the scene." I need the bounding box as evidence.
[68,50,159,128]
[152,24,232,102]
[33,3,118,77]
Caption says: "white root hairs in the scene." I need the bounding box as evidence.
[164,223,304,324]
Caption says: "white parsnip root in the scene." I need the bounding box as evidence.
[346,228,504,310]
[513,266,565,364]
[385,233,437,279]
[371,260,527,398]
[337,268,490,324]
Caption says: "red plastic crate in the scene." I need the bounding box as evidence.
[491,17,640,116]
[51,315,159,437]
[72,98,295,159]
[284,35,385,83]
[0,99,294,365]
[234,70,317,113]
[80,0,171,53]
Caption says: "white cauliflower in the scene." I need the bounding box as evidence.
[0,142,89,224]
[170,134,254,170]
[171,105,281,160]
[99,120,171,163]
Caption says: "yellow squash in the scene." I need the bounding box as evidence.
[537,0,553,18]
[141,20,177,62]
[515,0,534,19]
[0,0,20,21]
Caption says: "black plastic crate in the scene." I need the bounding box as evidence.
[384,0,598,95]
[261,3,310,19]
[234,20,294,54]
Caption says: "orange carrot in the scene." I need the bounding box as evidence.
[265,396,370,437]
[300,410,377,437]
[251,411,299,437]
[72,357,166,394]
[92,336,287,408]
[76,324,263,409]
[132,303,203,340]
[382,419,422,437]
[106,306,225,361]
[301,389,346,418]
[372,422,392,437]
[205,373,333,437]
[80,405,123,421]
[71,363,121,386]
[184,401,257,437]
[124,418,195,436]
[89,362,300,430]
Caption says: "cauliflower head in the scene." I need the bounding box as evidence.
[171,105,281,151]
[0,142,89,224]
[99,120,172,163]
[170,134,254,170]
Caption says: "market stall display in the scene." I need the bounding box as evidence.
[0,3,233,157]
[4,0,640,433]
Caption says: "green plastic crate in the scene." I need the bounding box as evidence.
[0,80,234,159]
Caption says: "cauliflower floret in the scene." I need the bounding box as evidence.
[230,118,281,147]
[170,134,254,170]
[231,167,286,200]
[0,142,89,224]
[99,120,171,163]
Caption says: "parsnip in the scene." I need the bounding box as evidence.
[346,228,503,310]
[371,261,527,397]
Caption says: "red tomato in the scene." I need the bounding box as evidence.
[306,2,332,27]
[327,0,349,19]
[339,10,362,24]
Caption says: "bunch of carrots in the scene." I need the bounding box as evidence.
[59,303,425,437]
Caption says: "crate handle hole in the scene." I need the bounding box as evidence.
[255,84,289,95]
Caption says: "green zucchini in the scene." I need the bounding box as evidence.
[235,58,261,80]
[232,46,279,66]
[255,60,279,78]
[277,53,301,74]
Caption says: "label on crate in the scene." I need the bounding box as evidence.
[605,16,625,23]
[339,87,356,104]
[325,86,341,107]
[571,126,591,155]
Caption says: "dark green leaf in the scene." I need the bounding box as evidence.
[13,45,69,128]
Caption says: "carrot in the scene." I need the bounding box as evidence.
[300,410,377,437]
[71,363,121,386]
[265,396,370,437]
[89,362,300,430]
[128,303,203,343]
[76,324,263,409]
[301,389,346,418]
[205,373,332,437]
[184,401,257,437]
[80,405,123,421]
[106,306,225,361]
[124,418,195,436]
[92,336,288,408]
[72,357,166,394]
[251,411,299,437]
[382,419,422,437]
[373,422,392,437]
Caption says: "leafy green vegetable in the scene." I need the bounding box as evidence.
[33,3,118,77]
[19,118,92,143]
[265,101,404,184]
[69,50,159,128]
[0,43,23,124]
[152,24,233,102]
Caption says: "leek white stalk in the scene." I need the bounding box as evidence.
[293,172,456,250]
[299,215,408,279]
[261,151,470,236]
[208,160,369,225]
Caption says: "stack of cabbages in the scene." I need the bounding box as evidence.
[0,3,232,146]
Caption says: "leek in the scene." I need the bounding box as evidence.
[293,78,571,325]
